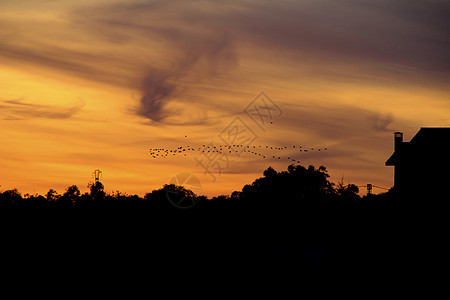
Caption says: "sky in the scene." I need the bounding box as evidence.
[1,0,449,197]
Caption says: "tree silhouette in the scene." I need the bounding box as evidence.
[56,185,81,208]
[88,181,105,200]
[65,185,80,198]
[237,164,335,211]
[46,189,60,205]
[0,163,370,211]
[144,184,201,210]
[333,181,360,207]
[0,189,22,207]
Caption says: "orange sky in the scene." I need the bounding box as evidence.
[1,0,449,197]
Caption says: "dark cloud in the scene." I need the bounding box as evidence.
[134,34,236,122]
[209,0,450,76]
[275,101,398,141]
[81,0,449,75]
[367,112,395,132]
[0,99,84,120]
[1,0,448,123]
[137,69,177,122]
[75,0,449,111]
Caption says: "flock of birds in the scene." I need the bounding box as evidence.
[149,140,327,164]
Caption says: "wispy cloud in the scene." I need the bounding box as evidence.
[1,0,448,124]
[368,112,395,132]
[135,33,236,122]
[0,99,84,120]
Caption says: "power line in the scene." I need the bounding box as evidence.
[358,184,390,195]
[372,185,390,190]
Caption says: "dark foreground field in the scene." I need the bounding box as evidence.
[2,198,442,280]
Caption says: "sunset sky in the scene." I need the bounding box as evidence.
[1,0,449,197]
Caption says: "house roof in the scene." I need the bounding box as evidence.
[385,153,397,166]
[410,127,450,145]
[385,127,450,166]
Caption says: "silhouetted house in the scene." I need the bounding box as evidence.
[386,127,450,201]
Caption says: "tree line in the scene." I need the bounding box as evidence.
[0,163,392,209]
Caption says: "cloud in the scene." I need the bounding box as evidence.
[79,0,449,78]
[71,0,450,124]
[135,33,236,123]
[0,0,448,124]
[0,41,142,89]
[226,0,450,73]
[0,99,84,120]
[367,112,395,132]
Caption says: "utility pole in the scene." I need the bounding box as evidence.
[92,169,102,183]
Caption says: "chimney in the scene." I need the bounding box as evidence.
[394,132,403,152]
